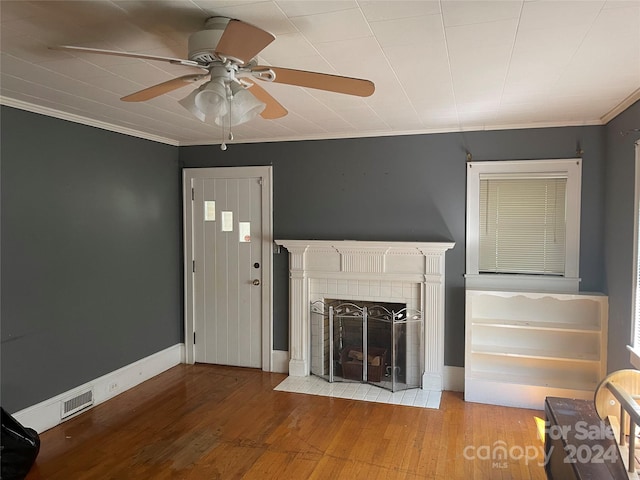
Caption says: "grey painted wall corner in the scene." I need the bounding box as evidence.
[1,107,183,412]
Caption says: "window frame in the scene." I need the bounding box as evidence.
[629,141,640,368]
[465,158,582,293]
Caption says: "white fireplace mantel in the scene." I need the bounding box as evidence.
[275,240,455,391]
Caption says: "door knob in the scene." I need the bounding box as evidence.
[252,279,260,286]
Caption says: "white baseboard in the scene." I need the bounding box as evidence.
[13,343,185,434]
[271,350,289,373]
[443,366,464,392]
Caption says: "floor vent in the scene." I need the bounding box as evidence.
[61,389,94,419]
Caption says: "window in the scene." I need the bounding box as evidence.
[479,176,567,275]
[630,142,640,368]
[466,159,582,293]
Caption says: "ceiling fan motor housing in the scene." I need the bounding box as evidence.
[188,16,230,64]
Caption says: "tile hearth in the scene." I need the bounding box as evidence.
[275,376,442,409]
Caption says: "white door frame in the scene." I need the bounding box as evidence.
[183,166,273,371]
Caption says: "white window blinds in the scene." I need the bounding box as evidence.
[479,176,567,275]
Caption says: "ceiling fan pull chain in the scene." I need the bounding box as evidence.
[227,87,234,141]
[220,103,227,151]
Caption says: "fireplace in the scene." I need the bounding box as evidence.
[275,240,454,391]
[310,299,422,392]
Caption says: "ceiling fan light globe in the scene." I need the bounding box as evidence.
[178,89,206,122]
[195,79,228,116]
[215,86,265,126]
[230,102,265,126]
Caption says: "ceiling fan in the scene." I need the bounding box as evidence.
[51,16,376,129]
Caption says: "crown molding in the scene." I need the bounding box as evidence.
[179,119,606,147]
[2,94,628,148]
[0,96,180,146]
[601,88,640,124]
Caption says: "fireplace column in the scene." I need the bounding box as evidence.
[421,249,448,391]
[286,245,309,376]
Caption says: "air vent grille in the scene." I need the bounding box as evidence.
[61,389,93,419]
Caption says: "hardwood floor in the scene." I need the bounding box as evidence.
[25,364,546,479]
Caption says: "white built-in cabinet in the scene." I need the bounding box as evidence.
[465,289,608,410]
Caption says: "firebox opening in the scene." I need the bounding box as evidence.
[310,299,423,393]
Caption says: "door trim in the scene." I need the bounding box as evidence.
[183,166,273,371]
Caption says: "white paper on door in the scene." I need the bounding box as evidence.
[221,211,233,232]
[239,222,251,242]
[204,201,216,221]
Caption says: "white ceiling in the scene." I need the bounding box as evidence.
[1,0,639,146]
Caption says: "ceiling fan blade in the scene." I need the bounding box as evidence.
[49,45,202,68]
[121,74,207,102]
[243,81,288,119]
[252,66,375,97]
[215,19,275,64]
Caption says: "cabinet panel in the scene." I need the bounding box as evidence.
[471,294,603,328]
[465,289,608,409]
[469,355,601,388]
[471,326,600,360]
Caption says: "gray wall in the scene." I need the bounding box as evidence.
[4,99,630,414]
[604,100,640,372]
[180,125,607,367]
[1,106,183,412]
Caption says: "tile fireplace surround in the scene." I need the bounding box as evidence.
[275,240,454,391]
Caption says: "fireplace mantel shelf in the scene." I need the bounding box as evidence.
[276,239,454,392]
[275,239,455,252]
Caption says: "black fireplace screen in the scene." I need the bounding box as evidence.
[310,299,424,392]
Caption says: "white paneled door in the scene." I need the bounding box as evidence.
[184,167,272,370]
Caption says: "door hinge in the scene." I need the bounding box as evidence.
[193,332,196,344]
[191,188,195,200]
[192,260,195,273]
